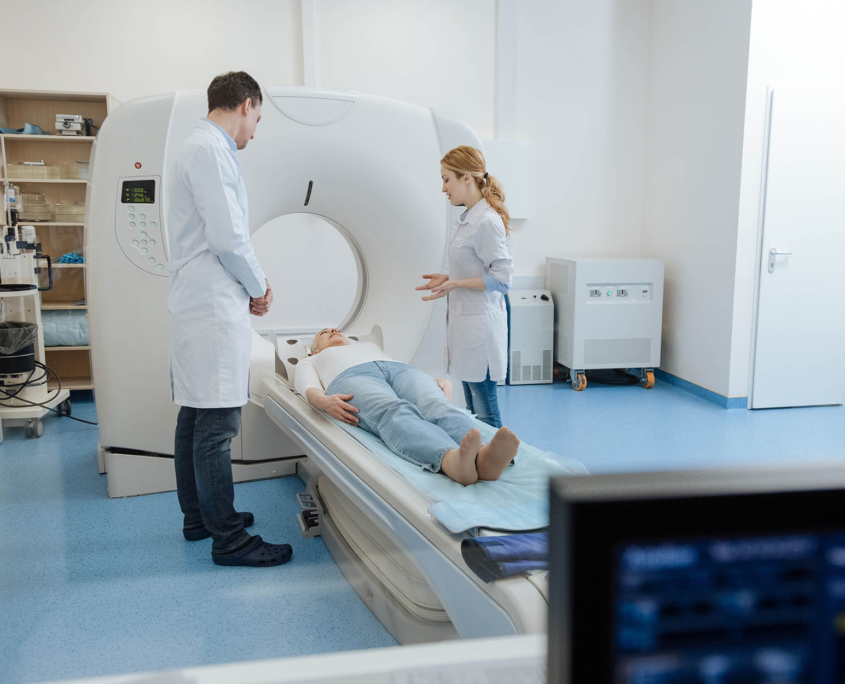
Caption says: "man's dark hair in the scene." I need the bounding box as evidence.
[207,71,263,113]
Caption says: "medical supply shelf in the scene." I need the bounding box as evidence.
[1,88,118,394]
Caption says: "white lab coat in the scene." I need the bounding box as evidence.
[166,120,267,408]
[446,199,513,383]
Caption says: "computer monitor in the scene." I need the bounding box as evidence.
[548,464,845,684]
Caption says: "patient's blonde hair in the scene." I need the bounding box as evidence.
[441,146,510,236]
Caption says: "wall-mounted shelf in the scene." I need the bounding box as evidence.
[1,135,97,142]
[5,179,88,184]
[41,303,87,310]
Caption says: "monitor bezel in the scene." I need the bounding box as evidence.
[548,467,845,684]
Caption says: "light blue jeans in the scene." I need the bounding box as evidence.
[326,361,477,472]
[462,368,503,428]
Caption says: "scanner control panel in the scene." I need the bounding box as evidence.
[115,177,168,277]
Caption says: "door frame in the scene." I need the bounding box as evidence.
[747,87,775,409]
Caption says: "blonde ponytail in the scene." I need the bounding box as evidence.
[441,146,511,236]
[480,174,510,236]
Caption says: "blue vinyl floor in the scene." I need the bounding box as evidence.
[1,380,844,683]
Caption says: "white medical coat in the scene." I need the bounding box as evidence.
[166,120,267,408]
[446,199,513,383]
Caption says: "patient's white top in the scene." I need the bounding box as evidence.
[295,342,394,397]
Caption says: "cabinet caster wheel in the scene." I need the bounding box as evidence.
[25,419,44,439]
[643,371,655,389]
[58,399,72,417]
[572,373,587,391]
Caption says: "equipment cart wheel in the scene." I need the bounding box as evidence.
[24,419,44,439]
[58,399,72,417]
[642,370,655,389]
[572,373,587,391]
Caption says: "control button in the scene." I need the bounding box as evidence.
[150,222,157,228]
[140,222,146,228]
[128,206,135,212]
[148,257,155,264]
[140,240,148,247]
[149,239,156,246]
[140,232,147,238]
[132,240,139,246]
[156,264,164,271]
[129,222,136,228]
[128,214,135,220]
[141,248,148,254]
[139,214,146,220]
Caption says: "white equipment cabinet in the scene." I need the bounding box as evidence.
[506,289,553,385]
[545,257,664,391]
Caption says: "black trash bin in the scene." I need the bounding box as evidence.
[0,322,38,375]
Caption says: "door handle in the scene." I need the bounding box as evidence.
[768,248,793,274]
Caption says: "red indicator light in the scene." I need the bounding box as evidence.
[135,162,142,169]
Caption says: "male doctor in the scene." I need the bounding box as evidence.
[167,71,292,567]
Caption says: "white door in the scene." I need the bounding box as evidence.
[750,87,845,409]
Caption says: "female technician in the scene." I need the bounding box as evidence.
[417,146,513,428]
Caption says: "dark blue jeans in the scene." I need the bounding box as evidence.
[174,406,250,555]
[462,369,502,428]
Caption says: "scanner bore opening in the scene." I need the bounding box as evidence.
[250,213,367,338]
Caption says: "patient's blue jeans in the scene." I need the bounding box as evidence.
[326,361,477,472]
[462,369,502,428]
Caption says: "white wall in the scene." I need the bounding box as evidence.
[640,0,753,397]
[0,0,653,307]
[0,0,303,104]
[512,0,651,275]
[317,0,497,140]
[730,0,845,397]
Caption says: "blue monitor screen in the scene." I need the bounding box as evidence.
[614,533,845,683]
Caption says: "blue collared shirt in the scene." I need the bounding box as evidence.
[204,119,238,153]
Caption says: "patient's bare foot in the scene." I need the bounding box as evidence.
[477,427,520,481]
[440,429,482,486]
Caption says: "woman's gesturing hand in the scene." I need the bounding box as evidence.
[416,273,449,296]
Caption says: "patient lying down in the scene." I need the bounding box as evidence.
[294,328,519,486]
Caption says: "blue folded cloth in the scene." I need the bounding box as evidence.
[0,123,47,135]
[461,532,549,583]
[58,252,84,264]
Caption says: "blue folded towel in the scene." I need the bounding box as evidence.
[461,532,549,583]
[0,123,47,135]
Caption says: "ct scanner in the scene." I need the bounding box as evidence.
[85,87,550,643]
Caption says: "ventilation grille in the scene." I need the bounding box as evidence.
[511,351,521,382]
[584,338,652,365]
[543,350,552,381]
[523,365,532,381]
[532,365,541,382]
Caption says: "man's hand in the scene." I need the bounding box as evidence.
[318,393,360,425]
[435,378,453,401]
[250,279,273,316]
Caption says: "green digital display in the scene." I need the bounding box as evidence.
[121,180,155,204]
